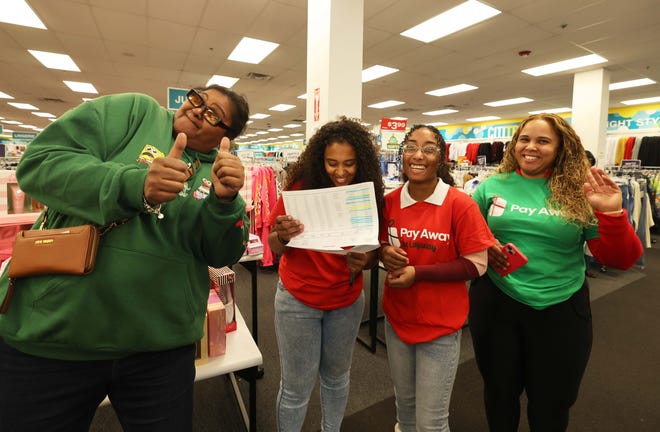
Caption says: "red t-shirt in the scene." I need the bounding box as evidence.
[269,184,364,310]
[380,185,494,344]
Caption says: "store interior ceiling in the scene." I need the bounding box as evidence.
[1,0,659,145]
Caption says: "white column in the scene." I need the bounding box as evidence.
[306,0,364,138]
[571,68,610,166]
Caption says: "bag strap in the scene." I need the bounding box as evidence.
[40,208,128,236]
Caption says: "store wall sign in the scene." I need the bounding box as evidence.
[167,87,188,110]
[439,121,521,141]
[606,104,659,132]
[12,132,37,142]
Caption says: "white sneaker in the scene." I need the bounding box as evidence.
[394,423,401,432]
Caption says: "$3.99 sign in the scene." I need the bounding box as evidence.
[380,118,407,131]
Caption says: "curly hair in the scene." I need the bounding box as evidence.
[285,116,385,212]
[497,113,594,225]
[400,125,455,186]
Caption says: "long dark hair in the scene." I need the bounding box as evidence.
[400,124,455,185]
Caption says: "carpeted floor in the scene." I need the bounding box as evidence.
[91,232,659,432]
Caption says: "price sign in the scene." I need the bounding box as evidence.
[380,118,407,131]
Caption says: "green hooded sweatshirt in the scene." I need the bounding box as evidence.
[0,93,249,360]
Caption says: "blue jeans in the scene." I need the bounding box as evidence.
[0,338,195,432]
[385,319,461,432]
[274,279,365,432]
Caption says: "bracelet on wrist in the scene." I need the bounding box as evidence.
[277,234,290,245]
[142,195,164,220]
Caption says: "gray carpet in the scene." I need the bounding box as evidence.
[91,233,658,431]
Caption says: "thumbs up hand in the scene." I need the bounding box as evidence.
[212,136,245,202]
[143,132,190,205]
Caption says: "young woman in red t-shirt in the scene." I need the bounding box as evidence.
[268,117,385,432]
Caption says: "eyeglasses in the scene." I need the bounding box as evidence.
[186,89,232,131]
[401,143,440,155]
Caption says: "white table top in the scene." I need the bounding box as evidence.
[195,306,263,381]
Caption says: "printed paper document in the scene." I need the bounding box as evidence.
[282,181,379,254]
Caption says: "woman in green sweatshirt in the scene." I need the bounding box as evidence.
[0,85,250,432]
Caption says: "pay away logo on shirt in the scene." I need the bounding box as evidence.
[488,195,562,218]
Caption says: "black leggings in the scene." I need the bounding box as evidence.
[468,275,593,432]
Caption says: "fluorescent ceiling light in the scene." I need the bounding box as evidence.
[426,84,478,97]
[82,97,95,102]
[297,93,307,99]
[64,81,98,93]
[283,124,302,129]
[362,65,399,83]
[400,0,501,43]
[484,97,533,107]
[8,102,38,110]
[255,131,269,135]
[228,37,279,64]
[429,122,448,127]
[206,75,239,88]
[1,120,22,125]
[250,113,271,120]
[529,107,572,114]
[621,96,660,106]
[0,0,46,29]
[28,50,80,72]
[609,78,656,91]
[269,104,295,112]
[389,117,407,120]
[290,133,304,137]
[32,111,55,118]
[466,116,500,122]
[522,54,607,77]
[368,100,405,109]
[268,128,284,132]
[423,109,458,116]
[0,91,14,99]
[19,124,38,129]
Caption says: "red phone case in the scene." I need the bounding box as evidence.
[494,243,528,276]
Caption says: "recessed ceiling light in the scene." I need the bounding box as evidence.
[206,75,239,88]
[368,100,405,109]
[250,113,271,120]
[362,65,399,83]
[423,109,458,116]
[28,50,80,72]
[466,116,500,122]
[0,0,46,29]
[426,84,478,97]
[63,81,98,93]
[8,102,38,110]
[522,54,607,76]
[484,97,533,107]
[228,37,279,64]
[609,78,656,91]
[401,0,501,43]
[269,104,295,112]
[32,111,56,118]
[621,96,660,105]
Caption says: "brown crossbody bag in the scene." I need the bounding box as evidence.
[0,209,126,313]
